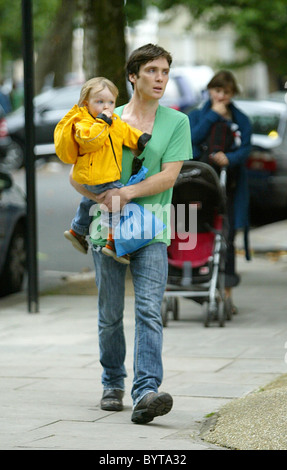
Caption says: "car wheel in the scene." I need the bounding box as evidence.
[3,140,24,170]
[0,223,26,296]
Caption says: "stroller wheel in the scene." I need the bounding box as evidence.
[203,301,225,327]
[224,297,233,321]
[170,297,179,321]
[218,301,225,327]
[203,303,211,327]
[161,298,169,327]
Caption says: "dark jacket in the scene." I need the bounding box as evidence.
[188,100,252,258]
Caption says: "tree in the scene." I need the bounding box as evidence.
[35,0,77,93]
[0,0,61,80]
[80,0,129,104]
[152,0,287,88]
[0,0,145,99]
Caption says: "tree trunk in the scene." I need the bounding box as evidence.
[35,0,77,94]
[81,0,129,105]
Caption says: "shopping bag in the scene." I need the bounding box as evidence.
[114,202,166,256]
[126,165,148,186]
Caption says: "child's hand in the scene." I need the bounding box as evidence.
[102,110,112,119]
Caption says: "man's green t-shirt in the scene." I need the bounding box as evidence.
[89,105,193,247]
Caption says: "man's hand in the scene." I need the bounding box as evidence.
[96,186,131,212]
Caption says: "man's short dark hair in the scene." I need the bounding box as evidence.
[126,43,172,86]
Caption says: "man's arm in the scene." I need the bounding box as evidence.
[96,161,183,211]
[69,167,100,202]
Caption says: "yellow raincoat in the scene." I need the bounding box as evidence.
[54,105,147,185]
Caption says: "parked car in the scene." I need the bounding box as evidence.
[0,105,13,161]
[159,69,205,113]
[267,91,287,104]
[4,85,82,169]
[167,65,214,104]
[0,102,30,171]
[4,67,212,170]
[0,170,27,296]
[235,99,287,220]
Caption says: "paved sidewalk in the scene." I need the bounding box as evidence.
[0,221,286,451]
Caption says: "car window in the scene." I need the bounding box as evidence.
[37,86,81,111]
[34,89,57,107]
[249,113,281,136]
[162,78,181,101]
[236,101,283,137]
[280,117,287,151]
[159,78,182,107]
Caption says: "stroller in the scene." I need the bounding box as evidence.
[161,160,232,327]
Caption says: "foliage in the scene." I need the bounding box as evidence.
[124,0,147,25]
[0,0,147,80]
[81,0,129,104]
[0,0,60,67]
[151,0,287,79]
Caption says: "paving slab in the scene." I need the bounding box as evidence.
[0,219,287,450]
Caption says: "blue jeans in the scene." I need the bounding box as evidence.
[92,242,168,406]
[71,181,123,236]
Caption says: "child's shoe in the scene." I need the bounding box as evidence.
[102,239,130,265]
[64,229,88,254]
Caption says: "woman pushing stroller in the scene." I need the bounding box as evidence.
[188,70,252,314]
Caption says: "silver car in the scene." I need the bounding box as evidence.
[0,171,27,296]
[236,99,287,220]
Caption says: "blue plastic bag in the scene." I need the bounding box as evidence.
[114,202,166,256]
[126,165,148,186]
[113,165,165,256]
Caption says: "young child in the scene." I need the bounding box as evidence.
[54,77,150,264]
